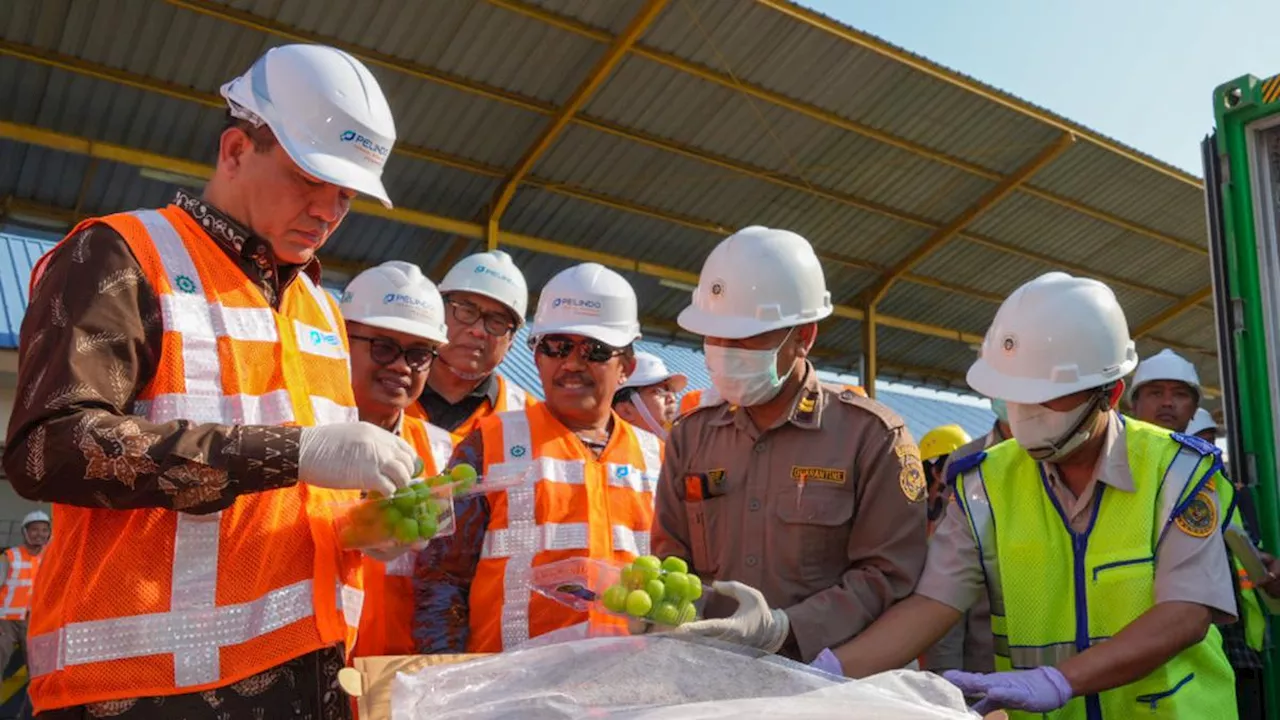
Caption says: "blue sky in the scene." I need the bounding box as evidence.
[805,0,1280,175]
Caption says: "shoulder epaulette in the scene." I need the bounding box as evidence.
[1170,431,1222,457]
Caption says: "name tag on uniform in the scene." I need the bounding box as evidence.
[684,469,727,501]
[790,466,846,485]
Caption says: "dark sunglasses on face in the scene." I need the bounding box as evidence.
[532,334,624,364]
[349,335,437,371]
[447,299,515,337]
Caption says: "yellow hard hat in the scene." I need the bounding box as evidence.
[919,424,972,462]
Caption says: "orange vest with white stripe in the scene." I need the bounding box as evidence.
[467,404,662,652]
[26,206,364,712]
[1,546,40,620]
[353,415,453,658]
[408,374,534,445]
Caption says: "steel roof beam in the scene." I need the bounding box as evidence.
[1132,286,1214,338]
[862,133,1075,307]
[0,120,989,347]
[485,0,669,252]
[485,0,1205,257]
[162,0,1207,277]
[754,0,1201,190]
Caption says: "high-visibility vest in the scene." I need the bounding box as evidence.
[467,404,662,652]
[953,417,1236,720]
[408,374,533,445]
[1,547,40,620]
[25,207,364,712]
[353,415,452,658]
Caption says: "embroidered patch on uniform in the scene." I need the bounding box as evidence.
[510,445,527,458]
[707,469,726,497]
[790,466,846,484]
[175,274,198,293]
[895,445,927,503]
[1175,490,1217,538]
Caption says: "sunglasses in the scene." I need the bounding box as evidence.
[349,335,437,371]
[533,335,625,364]
[447,299,516,337]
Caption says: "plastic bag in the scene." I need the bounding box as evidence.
[389,635,981,719]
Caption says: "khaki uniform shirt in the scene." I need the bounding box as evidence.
[917,412,1238,623]
[652,363,929,662]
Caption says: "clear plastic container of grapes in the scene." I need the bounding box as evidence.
[529,556,713,631]
[333,478,459,552]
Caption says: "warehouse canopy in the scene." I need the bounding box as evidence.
[0,0,1217,397]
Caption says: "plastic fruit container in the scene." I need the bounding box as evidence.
[333,478,457,551]
[530,556,711,631]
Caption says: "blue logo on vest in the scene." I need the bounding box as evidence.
[175,275,197,294]
[616,466,630,478]
[308,329,341,347]
[510,445,527,458]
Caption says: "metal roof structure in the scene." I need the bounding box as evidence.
[0,232,53,349]
[0,0,1219,398]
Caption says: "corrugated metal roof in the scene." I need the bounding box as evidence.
[0,0,1220,399]
[0,232,55,348]
[498,325,995,442]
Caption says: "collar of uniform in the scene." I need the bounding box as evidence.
[172,189,322,287]
[1041,411,1134,493]
[423,372,500,406]
[708,361,824,431]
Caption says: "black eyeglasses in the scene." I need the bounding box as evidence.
[447,299,516,337]
[533,335,625,364]
[349,335,437,371]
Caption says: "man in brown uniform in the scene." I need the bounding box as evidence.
[653,226,928,663]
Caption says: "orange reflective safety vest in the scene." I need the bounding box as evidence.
[407,374,534,445]
[1,546,41,620]
[467,404,663,652]
[26,207,364,712]
[353,415,453,658]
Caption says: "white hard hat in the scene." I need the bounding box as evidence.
[439,250,529,325]
[1186,408,1218,437]
[340,261,449,345]
[220,44,397,208]
[531,263,640,348]
[678,226,833,339]
[621,352,688,393]
[968,272,1139,404]
[1128,349,1200,404]
[22,511,50,527]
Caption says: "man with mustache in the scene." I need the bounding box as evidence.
[339,261,453,659]
[409,250,535,446]
[1128,350,1266,720]
[415,263,662,652]
[4,44,416,718]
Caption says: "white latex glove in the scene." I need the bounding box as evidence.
[298,422,416,496]
[669,580,790,653]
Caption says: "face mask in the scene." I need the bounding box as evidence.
[1006,395,1104,462]
[629,396,669,441]
[703,329,795,407]
[990,398,1009,424]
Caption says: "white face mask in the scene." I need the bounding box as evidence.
[1006,396,1104,462]
[629,396,669,441]
[703,330,795,407]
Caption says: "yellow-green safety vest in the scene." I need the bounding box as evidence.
[953,417,1237,720]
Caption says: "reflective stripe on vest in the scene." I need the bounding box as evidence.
[957,420,1236,719]
[959,442,1207,667]
[26,208,362,708]
[1,547,38,619]
[475,408,659,650]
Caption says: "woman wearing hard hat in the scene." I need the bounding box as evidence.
[823,272,1238,718]
[417,263,662,653]
[613,352,687,440]
[338,261,454,659]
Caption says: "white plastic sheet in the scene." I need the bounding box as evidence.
[390,636,981,719]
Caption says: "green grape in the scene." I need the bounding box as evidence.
[394,517,419,544]
[651,601,681,626]
[625,589,653,617]
[686,574,703,600]
[660,556,689,574]
[644,578,666,604]
[602,584,629,613]
[393,486,418,514]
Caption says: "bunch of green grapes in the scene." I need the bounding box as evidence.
[339,462,478,548]
[600,555,703,627]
